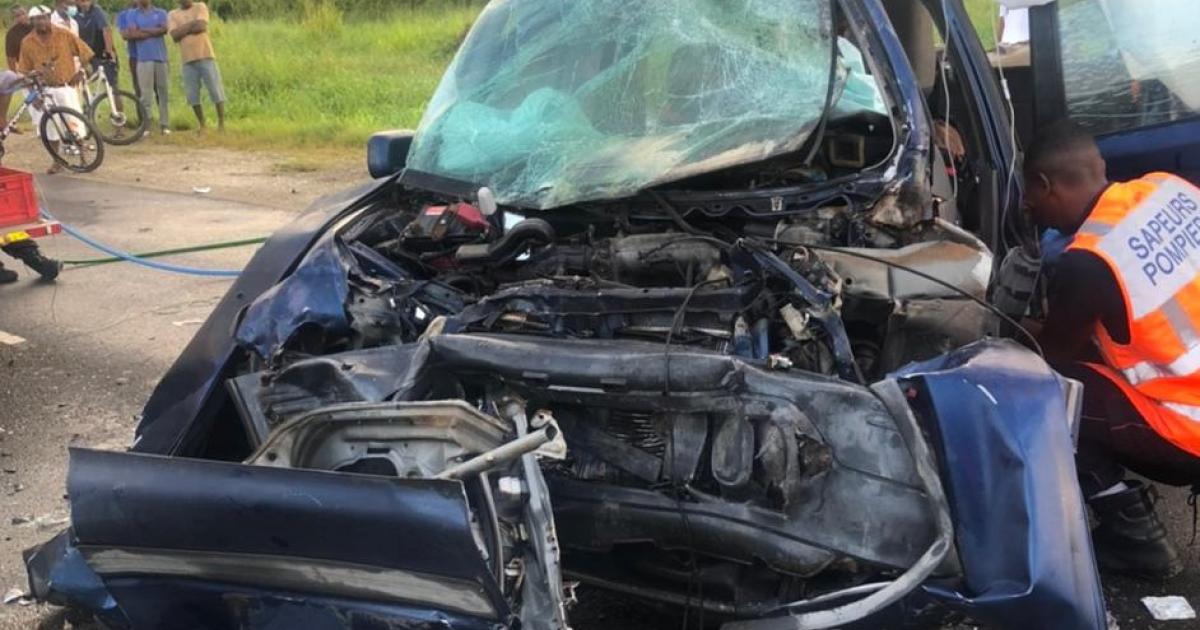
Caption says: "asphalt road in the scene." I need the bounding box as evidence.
[0,177,1198,629]
[0,177,295,629]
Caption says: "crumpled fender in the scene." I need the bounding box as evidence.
[897,339,1106,630]
[24,530,129,628]
[235,239,354,360]
[134,177,393,455]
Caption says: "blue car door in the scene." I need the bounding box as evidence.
[1030,0,1200,183]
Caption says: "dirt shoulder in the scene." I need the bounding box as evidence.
[1,130,366,210]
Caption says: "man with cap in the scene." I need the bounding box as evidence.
[18,4,93,174]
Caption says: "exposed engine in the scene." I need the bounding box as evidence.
[227,189,992,625]
[330,193,992,376]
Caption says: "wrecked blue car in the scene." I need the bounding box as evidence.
[24,0,1108,628]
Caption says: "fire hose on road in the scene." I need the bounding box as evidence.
[39,208,266,278]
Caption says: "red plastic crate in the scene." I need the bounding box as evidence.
[0,167,39,229]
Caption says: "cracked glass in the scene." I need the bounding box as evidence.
[405,0,835,209]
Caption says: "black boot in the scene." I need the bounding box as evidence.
[23,251,61,281]
[0,263,15,284]
[1090,481,1183,579]
[11,248,61,281]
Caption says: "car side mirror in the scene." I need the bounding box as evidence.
[367,130,415,179]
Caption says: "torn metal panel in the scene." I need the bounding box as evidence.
[134,177,394,455]
[236,239,354,360]
[246,400,510,475]
[23,531,129,628]
[235,334,938,575]
[80,577,501,630]
[897,340,1107,630]
[817,240,992,301]
[60,447,507,621]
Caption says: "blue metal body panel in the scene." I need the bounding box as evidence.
[234,238,353,359]
[24,448,506,629]
[1098,118,1200,185]
[898,340,1107,630]
[93,580,499,630]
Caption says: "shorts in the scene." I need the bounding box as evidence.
[182,58,226,106]
[32,86,87,142]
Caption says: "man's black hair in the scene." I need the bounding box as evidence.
[1023,119,1098,180]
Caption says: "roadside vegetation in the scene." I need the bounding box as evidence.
[110,1,480,153]
[964,0,999,49]
[10,0,1001,156]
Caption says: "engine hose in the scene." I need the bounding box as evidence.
[40,208,248,278]
[454,218,555,265]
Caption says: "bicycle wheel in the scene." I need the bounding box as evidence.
[40,107,105,173]
[88,89,147,146]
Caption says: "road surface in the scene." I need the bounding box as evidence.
[0,177,1196,629]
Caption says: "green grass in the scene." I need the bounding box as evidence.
[964,0,999,51]
[104,4,477,152]
[85,1,1003,154]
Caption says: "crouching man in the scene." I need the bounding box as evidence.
[1025,121,1200,578]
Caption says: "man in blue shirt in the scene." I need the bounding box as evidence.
[114,1,138,96]
[120,0,169,134]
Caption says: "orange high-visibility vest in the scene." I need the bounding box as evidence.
[1069,172,1200,457]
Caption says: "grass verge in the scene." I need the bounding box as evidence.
[108,5,476,153]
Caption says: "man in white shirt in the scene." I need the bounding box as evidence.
[50,0,78,36]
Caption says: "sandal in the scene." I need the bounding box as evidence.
[46,163,63,175]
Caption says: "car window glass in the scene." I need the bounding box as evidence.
[405,0,835,210]
[1058,0,1200,136]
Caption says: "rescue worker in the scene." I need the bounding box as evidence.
[0,64,60,284]
[0,240,61,283]
[1025,120,1200,579]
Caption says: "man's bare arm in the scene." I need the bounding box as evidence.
[171,19,206,41]
[102,26,114,56]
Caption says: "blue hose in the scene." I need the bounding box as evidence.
[40,208,242,278]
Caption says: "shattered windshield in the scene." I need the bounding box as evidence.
[404,0,836,209]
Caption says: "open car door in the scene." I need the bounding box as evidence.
[1029,0,1200,183]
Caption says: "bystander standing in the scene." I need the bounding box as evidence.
[3,4,32,130]
[5,4,30,71]
[49,0,75,35]
[19,4,92,174]
[168,0,223,131]
[114,0,137,96]
[120,0,167,134]
[75,0,112,71]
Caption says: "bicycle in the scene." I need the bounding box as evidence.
[80,56,146,146]
[0,69,105,173]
